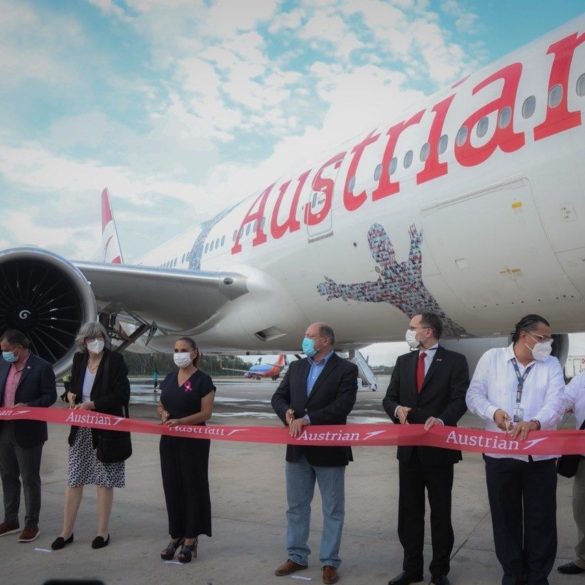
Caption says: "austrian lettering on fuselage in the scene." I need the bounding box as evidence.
[170,20,585,345]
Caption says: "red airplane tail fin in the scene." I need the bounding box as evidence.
[101,188,124,264]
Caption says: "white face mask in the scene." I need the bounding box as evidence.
[405,329,420,349]
[87,339,104,354]
[174,352,193,368]
[530,339,553,361]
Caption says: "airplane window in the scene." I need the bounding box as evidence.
[403,150,413,169]
[347,176,356,192]
[476,116,489,137]
[312,192,319,208]
[246,223,251,236]
[420,143,430,162]
[456,125,468,146]
[549,84,563,108]
[522,96,536,119]
[389,157,397,175]
[498,106,511,128]
[215,237,220,248]
[204,243,208,253]
[439,134,448,154]
[577,73,585,97]
[221,235,225,246]
[374,164,381,181]
[261,217,266,230]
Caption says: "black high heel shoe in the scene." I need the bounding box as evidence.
[51,534,74,550]
[161,538,183,561]
[177,539,198,563]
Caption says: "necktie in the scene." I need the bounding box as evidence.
[416,352,427,392]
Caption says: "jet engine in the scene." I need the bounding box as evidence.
[0,248,97,377]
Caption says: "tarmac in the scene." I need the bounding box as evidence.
[0,377,582,585]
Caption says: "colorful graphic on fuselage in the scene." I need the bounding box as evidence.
[188,203,241,271]
[317,224,468,338]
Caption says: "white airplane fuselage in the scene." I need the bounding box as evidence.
[136,16,585,353]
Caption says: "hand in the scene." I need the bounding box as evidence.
[493,409,512,432]
[510,420,539,441]
[67,392,77,408]
[397,406,411,425]
[289,417,307,437]
[285,409,295,425]
[165,418,183,427]
[74,401,93,410]
[424,416,443,431]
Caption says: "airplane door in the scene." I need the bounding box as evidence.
[303,154,344,243]
[420,177,582,313]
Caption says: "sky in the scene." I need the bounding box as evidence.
[1,0,584,365]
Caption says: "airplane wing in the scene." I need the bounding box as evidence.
[75,261,248,332]
[220,366,252,374]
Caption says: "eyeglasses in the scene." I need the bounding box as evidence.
[528,332,553,343]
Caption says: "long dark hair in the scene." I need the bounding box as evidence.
[511,314,550,343]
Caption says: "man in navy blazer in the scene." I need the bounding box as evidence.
[272,322,358,585]
[0,330,56,543]
[383,312,469,585]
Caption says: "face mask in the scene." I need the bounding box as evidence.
[302,337,318,358]
[405,329,420,349]
[87,339,104,354]
[530,339,553,361]
[2,351,17,363]
[174,352,193,368]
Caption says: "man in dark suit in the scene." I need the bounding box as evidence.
[0,329,56,543]
[383,312,469,585]
[272,322,358,585]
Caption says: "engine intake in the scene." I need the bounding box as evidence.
[0,248,97,377]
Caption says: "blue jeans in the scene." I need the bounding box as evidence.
[285,455,346,568]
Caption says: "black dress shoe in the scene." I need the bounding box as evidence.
[431,576,450,585]
[51,534,74,550]
[91,534,110,549]
[558,561,585,574]
[388,572,424,585]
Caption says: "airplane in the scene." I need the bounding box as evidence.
[221,354,287,380]
[1,14,585,377]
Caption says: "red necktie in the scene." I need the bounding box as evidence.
[416,352,427,392]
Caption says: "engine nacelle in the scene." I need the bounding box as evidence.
[0,247,97,377]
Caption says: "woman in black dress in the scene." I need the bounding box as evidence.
[157,337,215,563]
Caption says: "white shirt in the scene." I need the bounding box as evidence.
[420,344,438,375]
[82,368,96,402]
[562,372,585,455]
[466,344,565,461]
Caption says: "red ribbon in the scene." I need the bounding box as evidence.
[1,406,583,455]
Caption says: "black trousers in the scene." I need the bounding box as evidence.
[160,435,212,539]
[398,454,454,578]
[484,456,557,585]
[0,423,43,528]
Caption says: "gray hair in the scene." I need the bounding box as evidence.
[75,321,110,353]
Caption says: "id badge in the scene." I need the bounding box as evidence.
[513,407,524,423]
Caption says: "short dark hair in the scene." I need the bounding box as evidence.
[511,314,550,343]
[319,324,335,347]
[176,336,200,367]
[0,329,30,348]
[416,311,443,340]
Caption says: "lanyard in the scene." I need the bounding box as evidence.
[511,358,533,406]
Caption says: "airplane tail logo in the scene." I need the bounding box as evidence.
[275,354,286,368]
[101,188,124,264]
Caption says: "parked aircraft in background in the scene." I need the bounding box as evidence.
[221,354,287,380]
[1,14,585,378]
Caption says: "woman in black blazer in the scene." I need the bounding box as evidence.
[51,322,130,551]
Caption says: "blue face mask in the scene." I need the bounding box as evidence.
[301,337,318,358]
[2,351,17,363]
